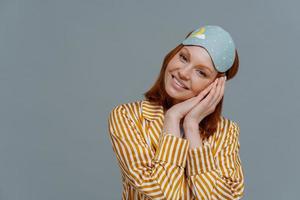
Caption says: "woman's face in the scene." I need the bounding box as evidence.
[164,45,219,104]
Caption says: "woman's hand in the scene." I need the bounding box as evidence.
[163,79,218,137]
[183,76,226,129]
[183,76,226,147]
[165,79,218,121]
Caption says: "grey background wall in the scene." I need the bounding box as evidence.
[1,0,299,199]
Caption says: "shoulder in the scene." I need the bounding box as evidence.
[108,100,143,122]
[219,115,240,136]
[214,116,240,148]
[107,100,144,137]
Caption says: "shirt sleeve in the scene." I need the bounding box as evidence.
[108,105,190,200]
[185,121,245,200]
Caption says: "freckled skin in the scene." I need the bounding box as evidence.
[164,46,220,104]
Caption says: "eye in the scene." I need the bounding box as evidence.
[196,70,206,77]
[179,53,188,62]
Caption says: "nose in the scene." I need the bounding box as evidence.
[178,66,191,80]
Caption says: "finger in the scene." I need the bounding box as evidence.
[183,78,218,111]
[178,86,210,108]
[219,77,226,100]
[187,79,220,117]
[211,77,225,107]
[214,77,224,102]
[191,77,224,118]
[201,78,219,106]
[195,80,216,99]
[201,78,218,97]
[182,79,217,114]
[209,78,220,102]
[204,78,221,114]
[219,77,226,99]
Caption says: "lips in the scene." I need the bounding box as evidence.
[171,74,188,89]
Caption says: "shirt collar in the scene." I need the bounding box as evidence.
[141,99,164,121]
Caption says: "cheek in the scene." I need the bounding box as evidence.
[167,59,180,71]
[190,79,210,94]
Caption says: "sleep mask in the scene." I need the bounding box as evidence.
[182,25,236,73]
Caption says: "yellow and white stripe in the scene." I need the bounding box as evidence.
[107,99,245,200]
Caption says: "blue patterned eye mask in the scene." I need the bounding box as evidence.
[181,25,236,73]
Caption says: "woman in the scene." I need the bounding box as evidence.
[108,25,245,200]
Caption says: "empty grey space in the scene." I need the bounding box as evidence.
[1,0,299,199]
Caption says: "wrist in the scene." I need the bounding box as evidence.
[164,111,180,122]
[183,122,198,131]
[163,115,181,137]
[183,116,204,130]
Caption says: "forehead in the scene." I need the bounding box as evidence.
[181,46,217,73]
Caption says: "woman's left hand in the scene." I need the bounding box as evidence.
[183,76,226,131]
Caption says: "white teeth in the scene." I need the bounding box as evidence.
[173,76,186,89]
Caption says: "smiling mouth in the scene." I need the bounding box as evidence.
[171,74,189,90]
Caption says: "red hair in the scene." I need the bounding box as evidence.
[143,30,239,139]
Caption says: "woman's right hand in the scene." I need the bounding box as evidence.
[162,78,218,137]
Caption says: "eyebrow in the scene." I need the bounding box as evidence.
[182,47,213,74]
